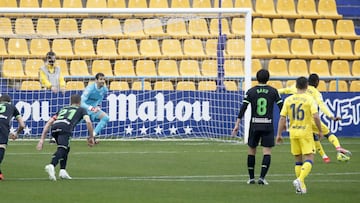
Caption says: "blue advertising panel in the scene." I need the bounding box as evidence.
[5,91,360,138]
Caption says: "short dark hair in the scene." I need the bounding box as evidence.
[0,94,11,102]
[70,94,81,105]
[256,69,270,84]
[46,51,56,58]
[296,76,308,90]
[95,72,105,80]
[308,73,319,87]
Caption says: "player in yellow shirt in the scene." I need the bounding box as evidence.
[276,76,323,194]
[278,73,351,163]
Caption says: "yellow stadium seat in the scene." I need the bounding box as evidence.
[52,39,74,57]
[149,0,169,8]
[317,80,327,92]
[309,59,331,76]
[158,60,179,77]
[69,60,90,76]
[7,38,29,57]
[63,0,83,8]
[123,19,146,38]
[349,80,360,92]
[192,0,211,8]
[268,59,289,76]
[252,59,263,76]
[224,60,244,76]
[235,0,257,16]
[226,39,245,58]
[54,59,69,76]
[143,18,166,37]
[198,81,217,91]
[176,81,196,91]
[204,39,217,57]
[252,38,273,58]
[139,39,162,57]
[336,20,360,40]
[2,59,26,80]
[24,59,43,79]
[267,80,284,89]
[328,80,348,92]
[108,0,125,7]
[285,80,295,87]
[209,19,231,37]
[214,0,233,8]
[20,0,39,7]
[0,18,14,36]
[355,40,360,56]
[297,0,319,19]
[86,0,107,8]
[92,60,113,76]
[154,81,174,90]
[269,38,293,59]
[0,38,8,56]
[330,60,351,76]
[188,18,210,38]
[318,0,342,19]
[102,18,123,38]
[109,81,130,91]
[231,17,245,36]
[252,18,277,38]
[128,0,148,8]
[183,39,206,58]
[276,0,300,18]
[118,39,140,58]
[312,39,336,60]
[224,81,238,91]
[333,39,357,60]
[81,19,102,36]
[66,81,85,90]
[114,60,135,76]
[272,18,299,37]
[0,0,17,7]
[132,81,152,90]
[135,60,157,77]
[41,0,61,7]
[36,18,57,36]
[15,18,35,35]
[255,0,278,18]
[353,61,360,76]
[20,81,42,91]
[58,18,79,36]
[96,39,118,58]
[166,18,189,38]
[161,39,183,58]
[179,60,201,77]
[74,39,96,57]
[294,19,318,39]
[30,39,51,57]
[171,0,190,8]
[290,38,314,59]
[288,59,309,76]
[201,60,217,77]
[315,19,339,39]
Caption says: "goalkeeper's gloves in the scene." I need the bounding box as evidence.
[88,106,100,113]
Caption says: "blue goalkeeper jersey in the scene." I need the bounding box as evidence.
[81,83,108,110]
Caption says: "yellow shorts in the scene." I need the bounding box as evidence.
[290,136,316,156]
[312,120,330,135]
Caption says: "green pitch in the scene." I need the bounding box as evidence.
[0,138,359,203]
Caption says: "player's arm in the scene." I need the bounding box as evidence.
[36,116,56,150]
[232,101,249,136]
[39,69,52,89]
[274,89,284,110]
[311,100,323,139]
[278,85,296,95]
[83,115,95,146]
[9,115,25,140]
[276,115,287,144]
[312,89,338,120]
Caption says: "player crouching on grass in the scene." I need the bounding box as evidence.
[0,94,25,180]
[37,94,95,181]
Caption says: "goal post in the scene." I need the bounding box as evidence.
[0,7,252,142]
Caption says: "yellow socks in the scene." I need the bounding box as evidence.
[328,134,341,148]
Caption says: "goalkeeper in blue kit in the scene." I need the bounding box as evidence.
[81,72,109,143]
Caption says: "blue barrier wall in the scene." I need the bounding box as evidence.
[6,91,360,138]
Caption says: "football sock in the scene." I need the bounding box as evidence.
[51,147,67,167]
[327,134,341,149]
[60,147,70,169]
[295,162,302,178]
[247,155,255,179]
[314,140,326,157]
[0,148,4,164]
[299,160,313,182]
[260,154,271,179]
[94,115,109,135]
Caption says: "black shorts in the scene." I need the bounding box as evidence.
[247,129,275,148]
[51,128,71,147]
[0,132,9,145]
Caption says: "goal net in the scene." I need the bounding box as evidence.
[0,7,252,142]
